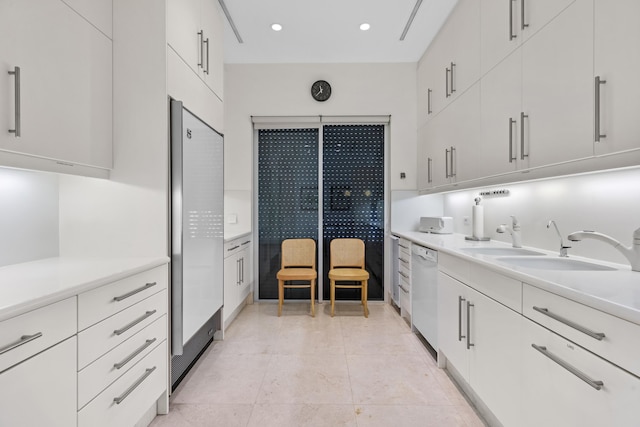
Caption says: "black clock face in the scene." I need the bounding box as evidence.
[311,80,331,102]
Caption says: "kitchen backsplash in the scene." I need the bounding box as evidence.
[0,168,59,267]
[440,166,640,266]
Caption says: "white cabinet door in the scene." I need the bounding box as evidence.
[0,0,112,170]
[200,0,224,99]
[440,83,480,184]
[521,0,576,42]
[594,0,640,156]
[422,113,450,189]
[166,0,201,73]
[480,0,521,75]
[0,337,77,427]
[469,289,523,427]
[479,49,525,176]
[522,319,640,427]
[223,252,239,322]
[437,271,470,381]
[522,0,594,168]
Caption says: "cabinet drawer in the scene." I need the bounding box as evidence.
[523,284,640,378]
[438,251,469,282]
[398,251,411,271]
[78,265,168,330]
[466,262,522,313]
[225,236,252,258]
[0,297,76,373]
[78,341,167,427]
[399,238,412,258]
[523,319,640,427]
[399,263,411,283]
[78,315,166,409]
[78,290,167,369]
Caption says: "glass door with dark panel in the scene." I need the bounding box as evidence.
[257,124,385,302]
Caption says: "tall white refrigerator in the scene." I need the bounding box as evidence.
[169,99,224,389]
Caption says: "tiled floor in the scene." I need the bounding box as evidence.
[150,302,486,427]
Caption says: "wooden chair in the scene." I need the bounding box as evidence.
[328,238,369,318]
[276,238,317,317]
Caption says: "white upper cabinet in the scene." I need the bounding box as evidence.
[479,49,525,177]
[0,0,113,173]
[481,0,576,75]
[521,0,594,168]
[593,0,640,156]
[167,0,224,99]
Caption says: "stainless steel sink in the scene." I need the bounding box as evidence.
[461,247,545,256]
[495,256,616,271]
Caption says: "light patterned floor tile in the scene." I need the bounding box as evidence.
[150,403,252,427]
[354,405,467,427]
[247,404,357,427]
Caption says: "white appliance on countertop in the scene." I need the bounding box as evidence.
[419,216,453,234]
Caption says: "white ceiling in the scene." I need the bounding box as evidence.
[220,0,459,64]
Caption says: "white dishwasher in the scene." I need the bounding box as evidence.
[411,245,438,350]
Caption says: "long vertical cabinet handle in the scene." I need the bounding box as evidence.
[521,0,529,30]
[450,62,456,94]
[197,31,204,69]
[240,257,244,284]
[445,67,450,98]
[458,296,466,341]
[450,146,456,177]
[445,148,450,178]
[204,38,210,75]
[509,118,516,162]
[509,0,517,40]
[595,76,606,142]
[236,259,241,285]
[520,112,529,159]
[427,88,432,114]
[427,157,432,183]
[466,301,475,349]
[8,66,21,137]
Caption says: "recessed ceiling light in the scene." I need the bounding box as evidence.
[360,23,371,31]
[271,23,283,31]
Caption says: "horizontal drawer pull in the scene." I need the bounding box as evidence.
[0,332,43,355]
[227,245,240,252]
[114,338,157,370]
[532,344,604,391]
[399,244,409,249]
[241,240,251,246]
[113,366,156,404]
[114,310,157,336]
[533,306,605,341]
[399,271,410,279]
[399,284,409,293]
[113,282,157,302]
[399,257,410,264]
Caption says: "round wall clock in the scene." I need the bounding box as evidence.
[311,80,331,102]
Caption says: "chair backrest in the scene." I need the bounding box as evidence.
[281,238,316,269]
[330,238,365,269]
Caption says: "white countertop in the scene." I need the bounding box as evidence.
[393,231,640,326]
[0,256,169,322]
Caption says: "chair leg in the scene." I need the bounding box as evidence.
[362,280,369,318]
[310,279,315,317]
[278,279,283,317]
[330,280,335,317]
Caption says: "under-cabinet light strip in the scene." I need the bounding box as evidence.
[218,0,244,43]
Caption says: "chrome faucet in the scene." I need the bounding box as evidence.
[547,220,571,257]
[496,216,522,248]
[568,228,640,272]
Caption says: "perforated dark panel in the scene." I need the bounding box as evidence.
[258,129,319,299]
[323,125,384,300]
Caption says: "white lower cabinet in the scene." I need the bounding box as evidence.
[0,336,77,427]
[521,319,640,427]
[78,340,168,427]
[438,270,522,426]
[224,236,253,325]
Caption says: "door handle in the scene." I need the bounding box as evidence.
[532,344,603,391]
[509,0,517,40]
[427,88,432,114]
[595,76,606,142]
[533,306,605,341]
[520,112,529,160]
[445,67,450,98]
[197,30,204,69]
[8,66,21,137]
[204,37,210,75]
[445,148,450,178]
[509,118,516,163]
[466,301,475,349]
[458,296,466,341]
[450,146,456,177]
[521,0,529,30]
[427,157,432,183]
[450,62,456,94]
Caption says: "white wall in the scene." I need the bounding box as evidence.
[0,168,59,266]
[58,0,169,258]
[442,166,640,266]
[224,62,419,233]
